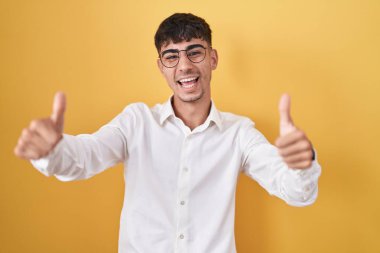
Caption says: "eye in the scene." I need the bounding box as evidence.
[163,54,179,61]
[187,50,202,57]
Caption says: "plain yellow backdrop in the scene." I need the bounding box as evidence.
[1,0,379,252]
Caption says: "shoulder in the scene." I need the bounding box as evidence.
[218,110,267,147]
[219,111,256,129]
[118,101,166,126]
[121,102,151,115]
[103,102,152,129]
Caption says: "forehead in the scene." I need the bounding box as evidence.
[160,38,208,52]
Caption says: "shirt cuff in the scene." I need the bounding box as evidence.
[30,135,66,177]
[281,151,322,206]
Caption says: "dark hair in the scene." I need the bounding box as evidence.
[154,13,212,53]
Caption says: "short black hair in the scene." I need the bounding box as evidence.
[154,13,212,53]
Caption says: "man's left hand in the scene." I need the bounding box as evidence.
[275,93,314,169]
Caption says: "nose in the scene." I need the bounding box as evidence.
[176,51,194,72]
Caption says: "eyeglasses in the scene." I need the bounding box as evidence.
[159,44,208,68]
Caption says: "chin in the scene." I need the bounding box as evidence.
[179,92,203,103]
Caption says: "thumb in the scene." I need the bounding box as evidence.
[279,93,295,136]
[51,91,66,132]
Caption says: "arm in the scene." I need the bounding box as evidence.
[241,94,322,206]
[242,132,321,206]
[31,125,127,181]
[14,92,127,181]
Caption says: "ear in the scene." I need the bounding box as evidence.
[157,58,164,74]
[210,48,218,70]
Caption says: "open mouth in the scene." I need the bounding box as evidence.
[177,76,199,89]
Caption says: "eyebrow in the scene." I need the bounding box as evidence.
[160,44,205,56]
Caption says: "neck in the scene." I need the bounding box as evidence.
[172,96,211,130]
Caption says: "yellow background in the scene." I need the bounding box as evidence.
[1,0,379,252]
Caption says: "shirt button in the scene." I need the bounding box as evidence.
[183,167,189,172]
[180,201,185,205]
[179,234,184,239]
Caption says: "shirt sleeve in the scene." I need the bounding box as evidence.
[30,112,128,182]
[240,120,322,207]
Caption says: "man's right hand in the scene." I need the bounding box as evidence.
[14,92,66,160]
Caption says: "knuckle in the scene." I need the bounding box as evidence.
[14,147,21,156]
[22,128,29,137]
[30,119,40,129]
[302,152,311,159]
[19,139,26,147]
[303,161,312,168]
[16,143,23,152]
[297,130,305,138]
[301,141,310,149]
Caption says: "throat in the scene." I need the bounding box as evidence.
[172,98,212,130]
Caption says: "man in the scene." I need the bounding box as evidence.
[14,13,321,253]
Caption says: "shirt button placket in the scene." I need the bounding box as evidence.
[175,135,191,253]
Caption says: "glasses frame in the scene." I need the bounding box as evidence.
[159,44,210,68]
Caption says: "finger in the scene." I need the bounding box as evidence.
[279,93,295,136]
[278,139,312,157]
[29,119,61,145]
[14,138,45,160]
[50,91,66,132]
[24,128,51,150]
[14,144,43,160]
[279,93,292,125]
[14,138,28,158]
[276,130,305,148]
[18,128,51,156]
[283,150,313,164]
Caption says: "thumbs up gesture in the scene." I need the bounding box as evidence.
[14,92,66,160]
[275,94,314,169]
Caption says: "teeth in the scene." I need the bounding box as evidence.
[179,77,197,83]
[182,83,195,88]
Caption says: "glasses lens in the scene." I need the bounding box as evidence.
[161,52,179,68]
[160,46,207,68]
[187,47,206,63]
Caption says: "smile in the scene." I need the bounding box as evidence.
[177,76,199,88]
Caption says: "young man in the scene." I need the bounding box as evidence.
[15,13,321,253]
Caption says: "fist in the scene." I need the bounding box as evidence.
[275,94,314,169]
[14,92,66,160]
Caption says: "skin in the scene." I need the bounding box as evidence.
[157,38,218,130]
[14,92,65,160]
[276,93,314,169]
[14,38,314,169]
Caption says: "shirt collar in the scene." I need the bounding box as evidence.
[159,97,223,131]
[207,101,223,130]
[159,97,175,125]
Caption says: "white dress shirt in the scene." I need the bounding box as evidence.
[32,97,321,253]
